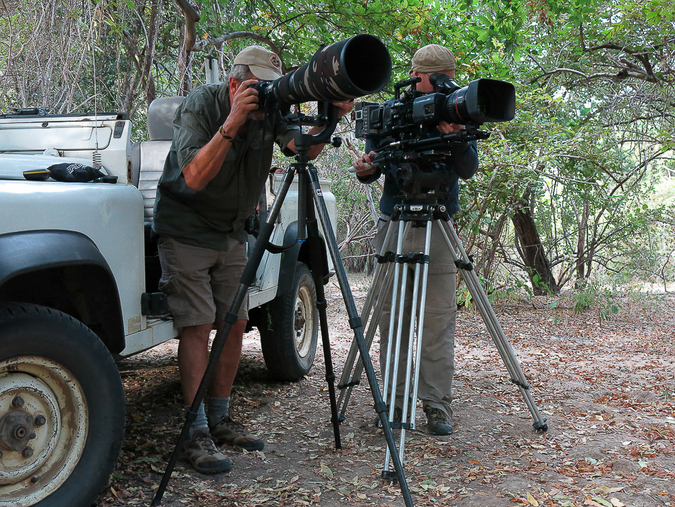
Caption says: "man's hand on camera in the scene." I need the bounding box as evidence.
[437,121,464,135]
[353,151,377,178]
[227,78,261,131]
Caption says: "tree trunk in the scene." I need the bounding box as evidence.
[575,201,589,288]
[476,212,508,282]
[142,0,160,107]
[512,185,559,295]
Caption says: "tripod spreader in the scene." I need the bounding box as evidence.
[454,258,474,271]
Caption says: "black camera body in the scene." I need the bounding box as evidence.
[354,74,516,196]
[355,74,515,144]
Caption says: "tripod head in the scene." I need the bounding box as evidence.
[353,126,486,199]
[281,101,341,159]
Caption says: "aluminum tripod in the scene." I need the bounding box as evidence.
[337,198,548,476]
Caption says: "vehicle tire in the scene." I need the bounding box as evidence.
[0,303,125,507]
[259,262,318,381]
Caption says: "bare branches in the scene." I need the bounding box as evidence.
[174,0,199,51]
[174,0,200,95]
[529,32,675,86]
[530,66,658,85]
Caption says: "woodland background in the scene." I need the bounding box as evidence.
[2,0,674,306]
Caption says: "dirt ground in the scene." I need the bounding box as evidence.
[97,275,675,507]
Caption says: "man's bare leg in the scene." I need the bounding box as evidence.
[178,320,247,404]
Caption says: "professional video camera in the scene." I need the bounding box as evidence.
[354,74,515,143]
[352,74,515,195]
[252,34,391,113]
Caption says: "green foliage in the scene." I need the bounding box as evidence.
[189,0,517,90]
[2,0,674,293]
[572,280,622,320]
[572,290,595,314]
[456,286,474,310]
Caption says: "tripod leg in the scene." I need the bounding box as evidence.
[439,220,548,431]
[336,219,396,416]
[382,219,413,474]
[337,255,395,418]
[383,219,432,476]
[409,221,432,428]
[152,168,299,506]
[305,168,414,507]
[384,219,407,415]
[299,172,342,449]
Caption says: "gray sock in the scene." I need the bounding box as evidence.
[208,397,230,427]
[185,403,208,438]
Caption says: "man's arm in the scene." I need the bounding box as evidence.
[449,140,478,180]
[182,79,259,191]
[437,121,478,180]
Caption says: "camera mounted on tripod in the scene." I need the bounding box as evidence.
[354,73,515,141]
[353,73,516,194]
[249,34,392,151]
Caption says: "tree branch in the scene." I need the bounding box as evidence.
[174,0,199,51]
[193,32,283,66]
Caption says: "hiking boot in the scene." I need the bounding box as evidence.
[424,406,453,435]
[375,406,403,428]
[209,416,264,451]
[182,430,232,474]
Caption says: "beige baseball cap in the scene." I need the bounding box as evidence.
[411,44,456,73]
[233,45,283,81]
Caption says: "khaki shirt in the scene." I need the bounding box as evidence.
[153,83,299,250]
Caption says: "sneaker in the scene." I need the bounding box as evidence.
[182,430,232,474]
[374,406,403,428]
[424,406,453,435]
[210,416,265,451]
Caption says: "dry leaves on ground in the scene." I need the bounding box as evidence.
[98,278,675,506]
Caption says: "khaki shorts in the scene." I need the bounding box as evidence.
[156,236,248,329]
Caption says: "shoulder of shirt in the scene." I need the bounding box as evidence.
[181,83,229,112]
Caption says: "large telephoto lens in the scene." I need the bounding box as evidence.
[274,34,392,107]
[443,79,516,125]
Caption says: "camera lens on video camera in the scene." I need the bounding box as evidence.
[413,76,516,126]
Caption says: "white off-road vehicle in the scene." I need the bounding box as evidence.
[0,97,336,506]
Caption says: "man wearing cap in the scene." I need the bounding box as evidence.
[353,44,478,436]
[153,45,351,473]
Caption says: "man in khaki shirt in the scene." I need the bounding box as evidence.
[154,45,351,473]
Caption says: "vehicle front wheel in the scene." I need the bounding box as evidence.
[0,304,125,507]
[259,262,318,381]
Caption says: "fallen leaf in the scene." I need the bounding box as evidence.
[320,465,333,479]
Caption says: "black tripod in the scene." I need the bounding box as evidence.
[152,106,414,507]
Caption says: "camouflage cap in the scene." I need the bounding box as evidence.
[233,45,283,81]
[411,44,456,73]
